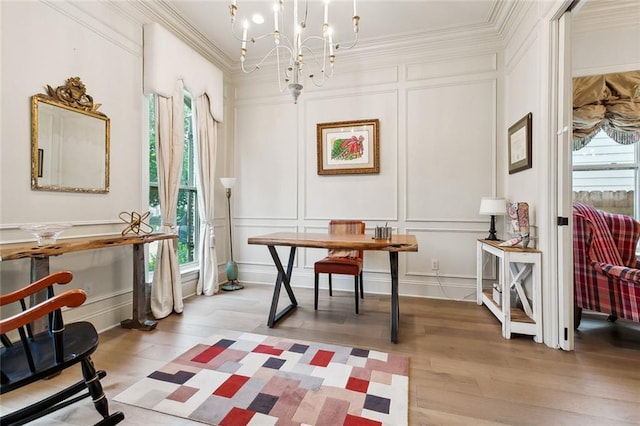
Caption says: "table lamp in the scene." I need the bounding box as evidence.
[220,177,243,291]
[479,197,506,241]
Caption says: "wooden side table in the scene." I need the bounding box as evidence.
[476,239,542,342]
[0,233,176,331]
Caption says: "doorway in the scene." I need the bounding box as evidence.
[555,0,640,350]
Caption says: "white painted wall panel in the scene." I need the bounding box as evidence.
[406,80,496,221]
[407,54,497,81]
[234,102,298,219]
[304,91,399,220]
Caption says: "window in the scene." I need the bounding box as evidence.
[572,129,639,221]
[148,92,200,271]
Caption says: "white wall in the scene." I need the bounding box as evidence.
[231,41,501,301]
[0,1,221,330]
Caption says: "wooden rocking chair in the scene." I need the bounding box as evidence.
[0,271,124,425]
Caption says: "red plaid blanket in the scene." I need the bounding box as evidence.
[573,203,640,322]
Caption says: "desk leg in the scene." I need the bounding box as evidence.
[121,242,157,331]
[389,252,399,344]
[267,245,298,327]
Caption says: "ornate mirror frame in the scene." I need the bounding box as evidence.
[31,77,110,193]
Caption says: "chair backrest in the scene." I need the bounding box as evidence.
[0,271,85,383]
[572,202,640,267]
[327,220,366,259]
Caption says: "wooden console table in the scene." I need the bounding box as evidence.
[0,233,176,331]
[248,232,419,343]
[476,239,542,342]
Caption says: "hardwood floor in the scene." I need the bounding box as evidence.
[1,284,639,425]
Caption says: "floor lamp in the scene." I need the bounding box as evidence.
[220,177,243,291]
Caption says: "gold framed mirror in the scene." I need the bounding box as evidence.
[31,77,110,193]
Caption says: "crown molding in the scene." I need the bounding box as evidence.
[108,0,234,74]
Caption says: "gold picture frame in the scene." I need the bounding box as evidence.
[508,112,532,174]
[317,119,379,175]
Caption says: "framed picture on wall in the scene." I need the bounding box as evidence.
[508,112,532,174]
[316,119,380,175]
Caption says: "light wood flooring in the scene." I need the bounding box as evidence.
[1,284,639,425]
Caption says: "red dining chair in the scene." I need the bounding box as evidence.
[314,220,366,314]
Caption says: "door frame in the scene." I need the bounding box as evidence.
[544,0,580,350]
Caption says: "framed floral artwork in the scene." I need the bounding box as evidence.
[316,119,379,175]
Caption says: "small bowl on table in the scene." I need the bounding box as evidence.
[20,223,72,246]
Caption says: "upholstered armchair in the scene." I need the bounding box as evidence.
[573,202,640,327]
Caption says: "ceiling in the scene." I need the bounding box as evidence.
[156,0,640,71]
[164,0,501,65]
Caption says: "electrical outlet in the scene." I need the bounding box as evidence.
[431,259,439,270]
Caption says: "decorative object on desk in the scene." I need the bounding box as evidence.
[479,197,506,241]
[220,177,242,291]
[119,211,152,236]
[508,112,532,174]
[19,223,72,246]
[507,202,530,248]
[114,329,408,425]
[317,119,379,175]
[228,0,361,104]
[374,224,392,240]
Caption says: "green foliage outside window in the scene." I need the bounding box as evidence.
[148,93,199,271]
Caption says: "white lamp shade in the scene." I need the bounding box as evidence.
[220,177,236,189]
[479,197,506,215]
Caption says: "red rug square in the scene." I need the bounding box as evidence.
[220,407,255,425]
[310,349,334,367]
[253,344,283,356]
[214,374,250,398]
[191,345,225,363]
[346,376,369,393]
[344,414,383,426]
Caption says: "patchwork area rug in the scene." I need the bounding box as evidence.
[114,330,409,425]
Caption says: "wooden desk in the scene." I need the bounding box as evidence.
[476,239,542,342]
[0,233,176,331]
[247,232,419,343]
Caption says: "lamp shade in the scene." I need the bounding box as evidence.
[220,177,236,189]
[479,197,506,215]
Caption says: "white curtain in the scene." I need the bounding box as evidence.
[151,80,185,319]
[195,94,219,296]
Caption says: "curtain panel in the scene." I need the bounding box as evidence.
[573,70,640,150]
[195,94,219,296]
[150,81,185,319]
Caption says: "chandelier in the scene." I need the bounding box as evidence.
[229,0,360,104]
